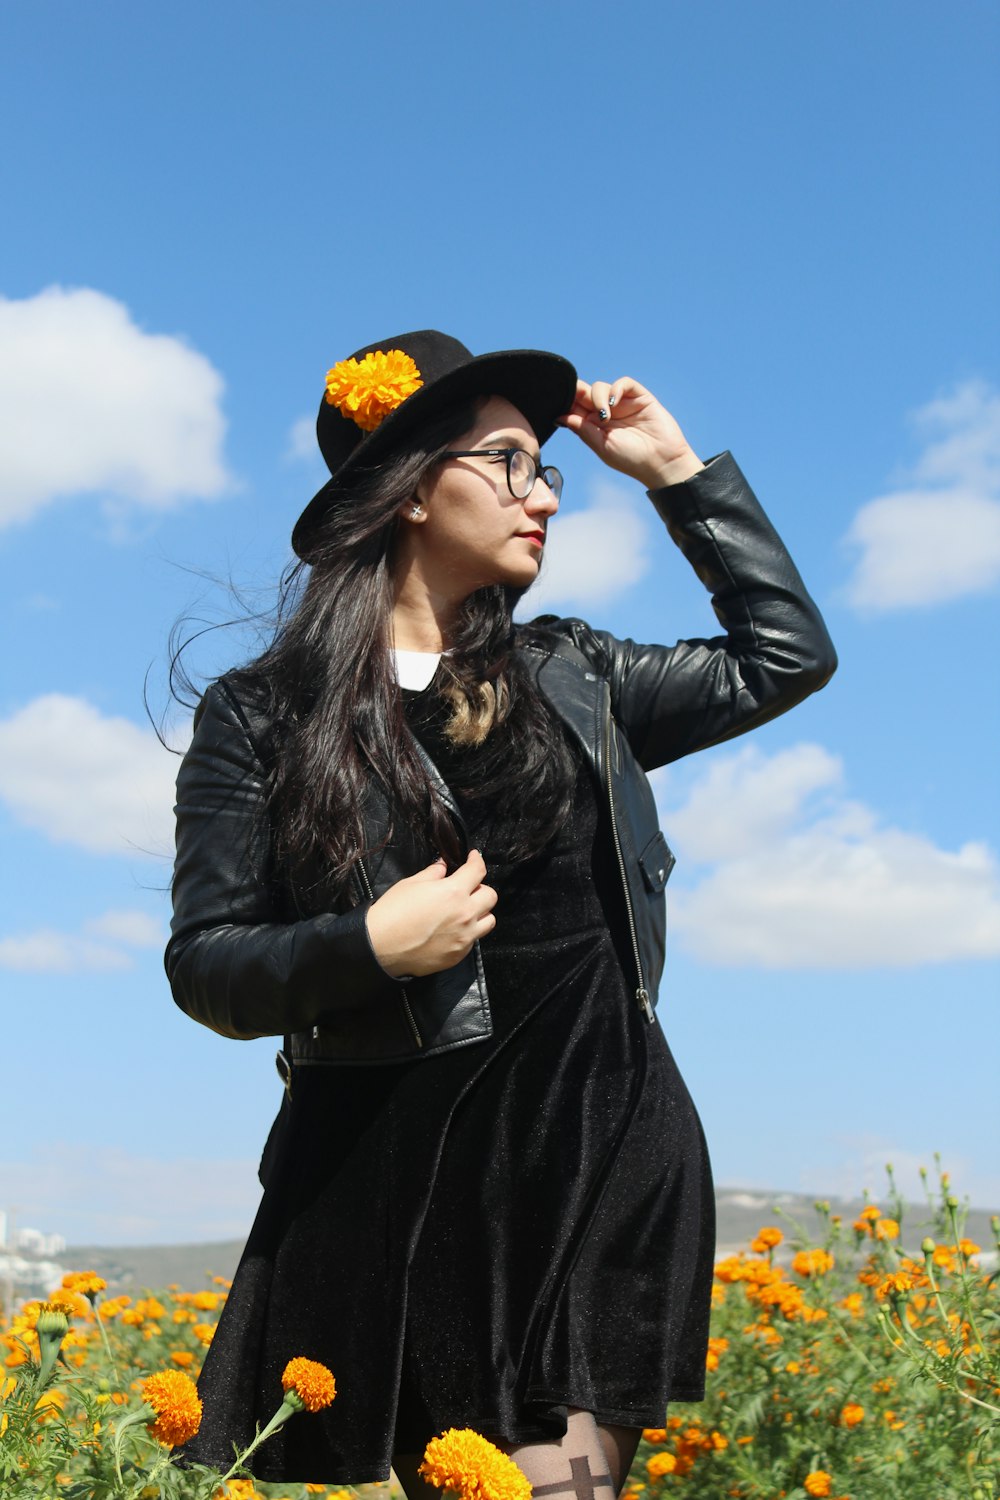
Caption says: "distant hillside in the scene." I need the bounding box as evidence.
[58,1187,998,1295]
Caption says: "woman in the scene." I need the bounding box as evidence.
[167,329,836,1493]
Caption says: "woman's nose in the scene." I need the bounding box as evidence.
[527,477,559,517]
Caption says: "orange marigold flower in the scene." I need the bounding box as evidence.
[803,1472,833,1497]
[875,1271,914,1302]
[642,1428,667,1443]
[840,1403,864,1427]
[191,1290,222,1312]
[325,349,424,433]
[140,1369,202,1447]
[758,1224,791,1248]
[420,1427,533,1500]
[859,1205,881,1221]
[875,1218,899,1240]
[170,1350,195,1368]
[792,1249,834,1278]
[214,1482,264,1500]
[705,1336,729,1370]
[61,1271,107,1299]
[958,1239,981,1257]
[281,1357,337,1414]
[646,1452,677,1478]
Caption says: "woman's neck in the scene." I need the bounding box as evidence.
[391,559,460,652]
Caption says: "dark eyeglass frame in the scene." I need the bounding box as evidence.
[440,447,564,502]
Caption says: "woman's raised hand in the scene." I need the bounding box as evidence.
[557,377,704,489]
[365,849,498,978]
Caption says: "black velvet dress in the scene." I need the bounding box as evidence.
[183,683,715,1485]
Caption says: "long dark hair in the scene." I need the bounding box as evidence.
[182,398,575,897]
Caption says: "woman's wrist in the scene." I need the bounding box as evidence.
[641,449,706,489]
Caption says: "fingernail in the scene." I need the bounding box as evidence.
[608,395,617,407]
[599,406,609,420]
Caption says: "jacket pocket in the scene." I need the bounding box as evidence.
[638,830,676,893]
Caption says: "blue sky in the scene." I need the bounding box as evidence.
[1,0,998,1245]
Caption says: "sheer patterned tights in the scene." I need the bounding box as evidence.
[393,1409,643,1500]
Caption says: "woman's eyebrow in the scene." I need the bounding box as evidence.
[488,435,544,461]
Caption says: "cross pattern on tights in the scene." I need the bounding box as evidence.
[531,1455,617,1500]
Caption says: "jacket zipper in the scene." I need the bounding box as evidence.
[603,690,655,1025]
[356,857,424,1049]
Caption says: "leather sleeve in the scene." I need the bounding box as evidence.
[574,451,837,769]
[165,680,406,1040]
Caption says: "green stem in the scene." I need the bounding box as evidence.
[94,1306,121,1385]
[207,1397,299,1494]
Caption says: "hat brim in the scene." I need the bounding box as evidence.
[292,348,577,560]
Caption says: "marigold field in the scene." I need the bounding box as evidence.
[1,1168,996,1499]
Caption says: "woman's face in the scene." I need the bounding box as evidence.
[403,395,560,599]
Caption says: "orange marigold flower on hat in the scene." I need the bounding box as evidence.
[646,1452,677,1478]
[325,349,424,433]
[140,1369,202,1446]
[420,1427,532,1500]
[281,1357,337,1414]
[803,1472,833,1497]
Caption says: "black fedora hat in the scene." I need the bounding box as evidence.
[291,329,577,560]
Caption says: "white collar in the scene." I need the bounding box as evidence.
[393,647,443,691]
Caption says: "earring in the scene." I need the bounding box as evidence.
[410,503,422,518]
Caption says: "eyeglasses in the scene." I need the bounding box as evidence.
[441,447,564,503]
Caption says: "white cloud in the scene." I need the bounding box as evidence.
[285,413,317,462]
[0,1144,261,1245]
[0,285,234,529]
[85,909,163,947]
[0,695,187,856]
[843,379,1000,610]
[518,480,652,614]
[0,908,164,974]
[655,742,1000,968]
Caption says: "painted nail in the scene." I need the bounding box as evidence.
[599,406,609,419]
[608,395,617,407]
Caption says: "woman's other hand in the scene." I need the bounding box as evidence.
[557,376,705,488]
[365,850,498,977]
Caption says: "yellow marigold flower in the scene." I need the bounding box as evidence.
[193,1322,216,1345]
[642,1428,667,1443]
[191,1290,222,1312]
[61,1271,107,1299]
[791,1248,834,1278]
[840,1403,864,1427]
[281,1357,337,1414]
[785,1361,801,1374]
[958,1238,981,1257]
[140,1369,203,1447]
[875,1271,914,1302]
[875,1217,899,1240]
[804,1472,833,1497]
[646,1452,677,1478]
[859,1205,881,1221]
[214,1482,264,1500]
[420,1427,533,1500]
[170,1350,195,1368]
[325,349,424,433]
[750,1226,783,1252]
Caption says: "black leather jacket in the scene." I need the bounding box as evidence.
[166,452,836,1067]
